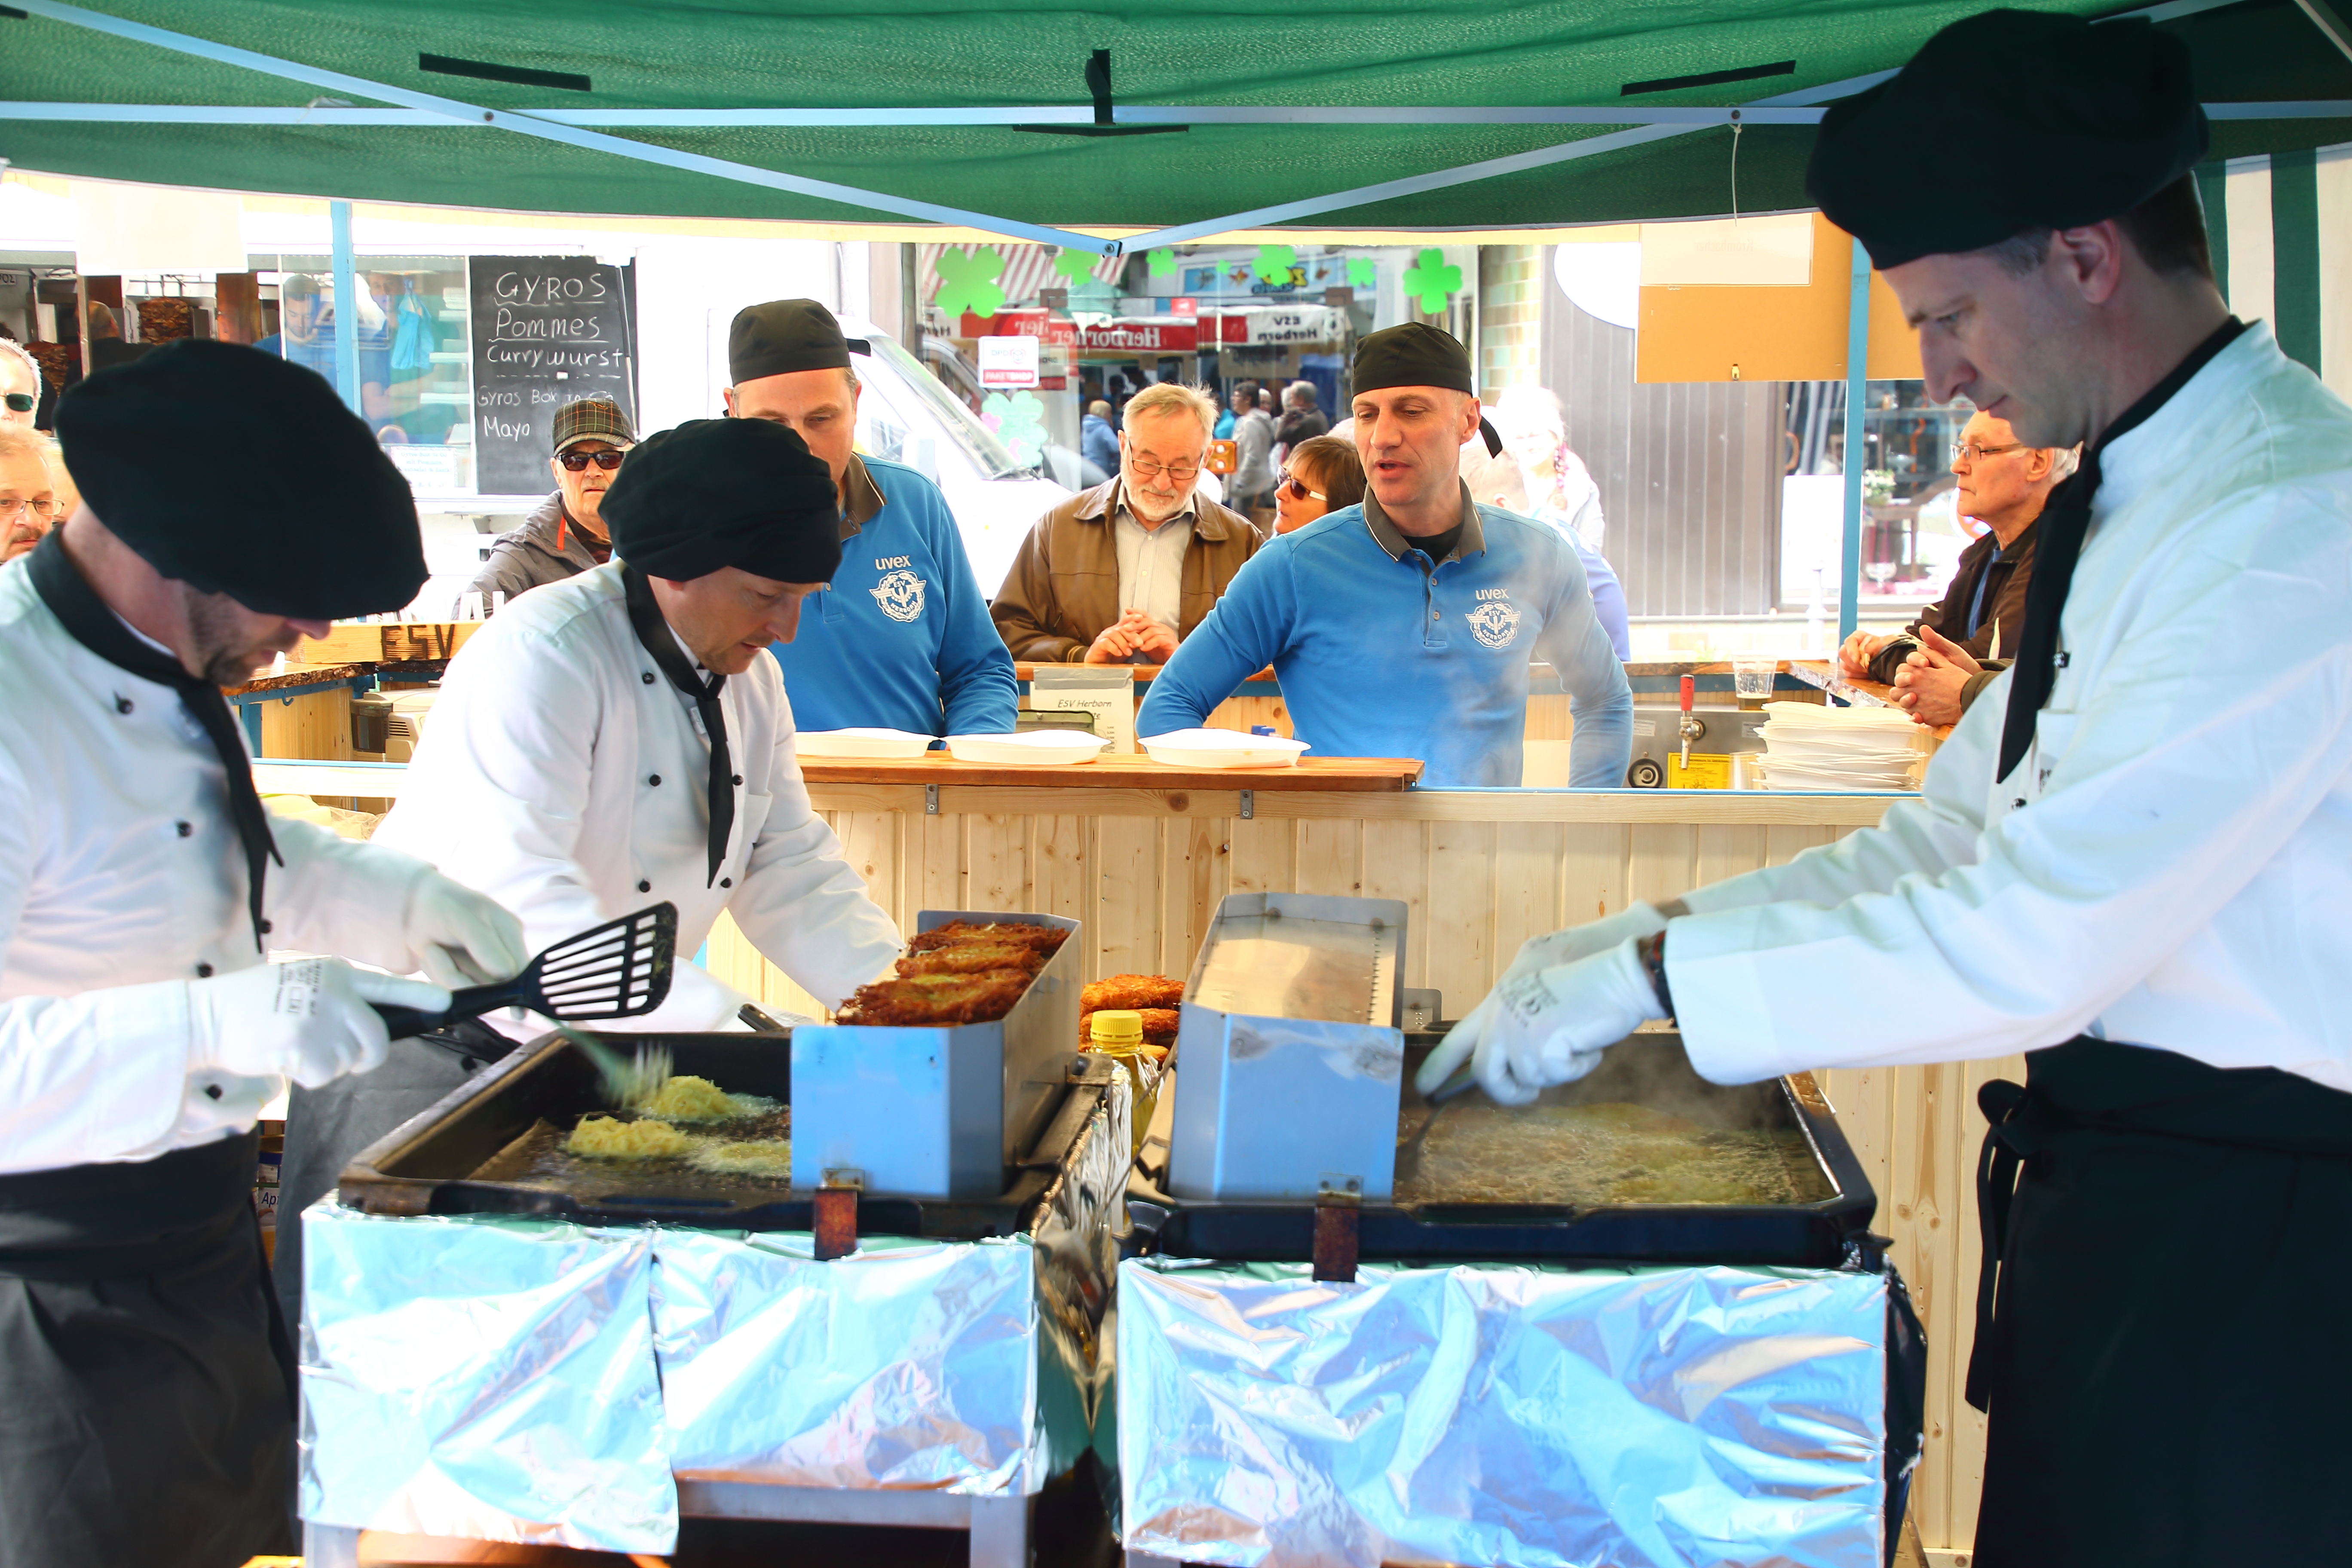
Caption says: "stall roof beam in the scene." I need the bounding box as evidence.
[9,0,1125,256]
[6,101,2346,129]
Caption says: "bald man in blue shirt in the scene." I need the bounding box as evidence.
[1140,325,1632,788]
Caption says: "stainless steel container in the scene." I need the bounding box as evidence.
[790,911,1082,1200]
[1167,892,1408,1204]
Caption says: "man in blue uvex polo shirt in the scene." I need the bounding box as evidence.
[726,300,1017,738]
[1139,323,1632,788]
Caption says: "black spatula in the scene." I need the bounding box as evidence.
[372,902,679,1038]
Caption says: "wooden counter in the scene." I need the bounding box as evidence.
[798,753,1420,792]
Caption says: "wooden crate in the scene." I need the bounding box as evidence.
[295,622,483,665]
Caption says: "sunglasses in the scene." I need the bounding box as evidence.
[2,394,33,413]
[1278,472,1326,503]
[558,448,625,471]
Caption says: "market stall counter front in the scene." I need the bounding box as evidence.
[297,1004,1131,1565]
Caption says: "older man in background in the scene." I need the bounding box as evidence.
[469,396,634,603]
[0,423,60,563]
[728,299,1015,737]
[1080,398,1120,480]
[1228,381,1275,513]
[992,381,1262,664]
[0,338,42,429]
[1838,410,2073,724]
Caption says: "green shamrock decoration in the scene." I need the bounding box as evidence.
[935,246,1007,319]
[1054,247,1097,285]
[983,389,1047,467]
[1347,256,1376,290]
[1147,248,1178,278]
[1255,243,1298,287]
[1403,248,1461,314]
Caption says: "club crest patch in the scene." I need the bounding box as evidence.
[870,568,926,622]
[1465,595,1523,648]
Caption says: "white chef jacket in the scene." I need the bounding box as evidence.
[373,563,899,1031]
[1668,325,2352,1091]
[0,560,441,1175]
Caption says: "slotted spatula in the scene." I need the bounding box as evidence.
[373,902,679,1038]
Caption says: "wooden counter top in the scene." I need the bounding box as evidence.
[224,663,367,696]
[794,752,1422,792]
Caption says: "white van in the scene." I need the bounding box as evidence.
[834,317,1075,597]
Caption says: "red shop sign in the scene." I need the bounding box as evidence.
[1073,320,1197,354]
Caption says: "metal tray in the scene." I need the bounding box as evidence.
[1130,1032,1877,1269]
[336,1029,1121,1239]
[791,910,1083,1199]
[1168,891,1409,1204]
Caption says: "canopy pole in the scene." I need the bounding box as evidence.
[1838,234,1870,645]
[330,199,361,418]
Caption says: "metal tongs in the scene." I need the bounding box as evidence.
[372,903,680,1107]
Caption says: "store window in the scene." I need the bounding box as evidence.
[257,254,477,493]
[1779,380,1972,611]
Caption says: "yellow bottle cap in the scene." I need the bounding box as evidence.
[1088,1009,1144,1047]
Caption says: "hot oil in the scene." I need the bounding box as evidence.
[1393,1033,1835,1210]
[1394,1100,1830,1208]
[469,1104,795,1198]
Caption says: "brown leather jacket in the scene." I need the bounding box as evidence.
[989,479,1264,662]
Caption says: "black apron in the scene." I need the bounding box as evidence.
[273,1025,510,1335]
[1969,1037,2352,1567]
[0,1131,295,1568]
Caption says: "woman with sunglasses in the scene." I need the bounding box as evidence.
[0,337,43,430]
[1272,434,1365,535]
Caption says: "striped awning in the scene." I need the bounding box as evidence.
[919,241,1126,310]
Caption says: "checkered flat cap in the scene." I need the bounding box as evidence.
[551,396,635,452]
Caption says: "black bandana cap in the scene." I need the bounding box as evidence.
[603,417,844,585]
[728,299,872,384]
[54,339,426,619]
[1806,9,2207,272]
[1351,322,1503,456]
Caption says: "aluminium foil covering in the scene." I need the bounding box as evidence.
[297,1202,677,1555]
[299,1074,1131,1548]
[1119,1258,1887,1568]
[652,1064,1130,1493]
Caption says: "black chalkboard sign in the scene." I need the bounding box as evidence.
[466,255,637,496]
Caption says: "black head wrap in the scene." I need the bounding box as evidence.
[54,338,425,618]
[728,299,872,384]
[1351,322,1503,456]
[1806,9,2208,271]
[603,417,843,584]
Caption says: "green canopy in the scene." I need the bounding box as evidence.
[2,0,2347,245]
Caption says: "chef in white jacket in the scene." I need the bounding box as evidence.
[278,416,901,1320]
[0,341,526,1568]
[1415,16,2352,1568]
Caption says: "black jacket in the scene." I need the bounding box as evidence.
[1868,519,2038,683]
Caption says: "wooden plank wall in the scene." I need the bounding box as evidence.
[703,789,2001,1559]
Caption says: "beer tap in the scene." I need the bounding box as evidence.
[1678,674,1705,774]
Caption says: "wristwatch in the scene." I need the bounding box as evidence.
[1639,930,1676,1022]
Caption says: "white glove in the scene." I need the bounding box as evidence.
[189,958,452,1089]
[402,872,528,988]
[1414,903,1669,1097]
[1470,936,1667,1106]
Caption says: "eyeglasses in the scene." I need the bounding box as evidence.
[1951,440,2027,465]
[0,496,59,523]
[2,393,33,413]
[558,447,626,471]
[1278,472,1326,503]
[1127,456,1201,484]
